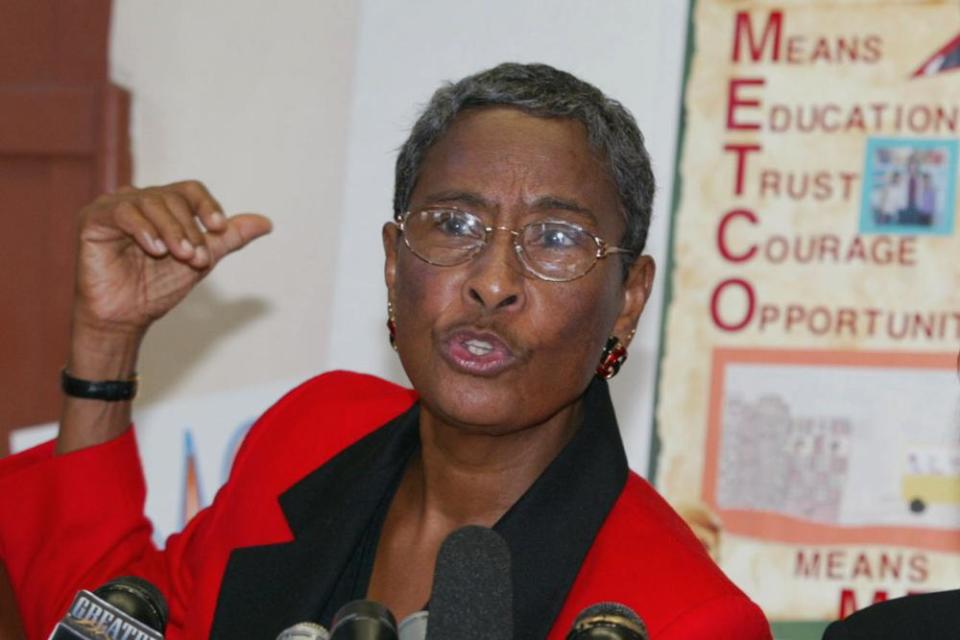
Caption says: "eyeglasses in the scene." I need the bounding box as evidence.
[393,208,632,282]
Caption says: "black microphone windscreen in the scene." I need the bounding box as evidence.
[425,525,513,640]
[94,576,169,633]
[567,602,648,640]
[48,581,167,640]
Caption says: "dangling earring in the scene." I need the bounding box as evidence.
[596,331,634,380]
[387,301,398,351]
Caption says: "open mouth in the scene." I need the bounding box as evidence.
[464,338,495,356]
[441,329,519,376]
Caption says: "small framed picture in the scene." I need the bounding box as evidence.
[859,137,958,236]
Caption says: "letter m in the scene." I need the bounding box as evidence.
[794,550,821,578]
[732,10,783,62]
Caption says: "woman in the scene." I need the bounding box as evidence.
[0,64,770,639]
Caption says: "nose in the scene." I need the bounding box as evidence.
[462,228,526,312]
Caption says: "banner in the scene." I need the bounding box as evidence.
[655,1,960,634]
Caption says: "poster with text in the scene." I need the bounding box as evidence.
[655,1,960,634]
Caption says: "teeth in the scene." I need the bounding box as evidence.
[465,339,494,356]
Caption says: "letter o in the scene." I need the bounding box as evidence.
[809,306,832,335]
[710,278,756,332]
[764,234,789,263]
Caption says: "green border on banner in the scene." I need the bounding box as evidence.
[648,2,835,637]
[771,621,831,639]
[647,0,697,483]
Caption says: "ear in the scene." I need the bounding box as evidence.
[612,255,655,347]
[382,221,401,300]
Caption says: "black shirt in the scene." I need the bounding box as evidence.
[822,590,960,640]
[210,377,628,639]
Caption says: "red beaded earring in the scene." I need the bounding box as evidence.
[596,331,635,380]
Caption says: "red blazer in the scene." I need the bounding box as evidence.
[0,371,770,639]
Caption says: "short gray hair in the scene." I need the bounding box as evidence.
[393,62,655,264]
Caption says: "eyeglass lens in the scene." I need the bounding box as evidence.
[402,209,599,281]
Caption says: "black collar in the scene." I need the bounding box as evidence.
[210,377,627,639]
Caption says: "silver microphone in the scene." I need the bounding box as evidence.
[276,622,331,640]
[330,600,398,640]
[398,611,428,640]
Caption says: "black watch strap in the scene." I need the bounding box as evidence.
[61,368,139,402]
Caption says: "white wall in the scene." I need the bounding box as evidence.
[109,0,361,405]
[327,0,689,473]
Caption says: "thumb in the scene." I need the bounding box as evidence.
[208,213,273,262]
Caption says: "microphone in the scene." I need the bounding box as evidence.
[566,602,648,640]
[277,622,331,640]
[330,600,398,640]
[48,576,168,640]
[398,611,428,640]
[425,525,512,640]
[278,600,396,640]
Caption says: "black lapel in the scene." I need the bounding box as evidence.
[493,377,628,640]
[209,378,627,639]
[209,406,420,639]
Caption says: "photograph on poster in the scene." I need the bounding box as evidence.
[704,350,960,552]
[860,137,958,235]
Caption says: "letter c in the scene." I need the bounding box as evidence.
[717,208,759,263]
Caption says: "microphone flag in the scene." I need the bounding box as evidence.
[48,590,163,640]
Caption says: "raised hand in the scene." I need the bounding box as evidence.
[74,180,272,335]
[58,180,272,454]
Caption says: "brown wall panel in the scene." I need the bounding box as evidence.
[0,0,108,85]
[0,88,98,154]
[0,0,127,634]
[0,156,90,437]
